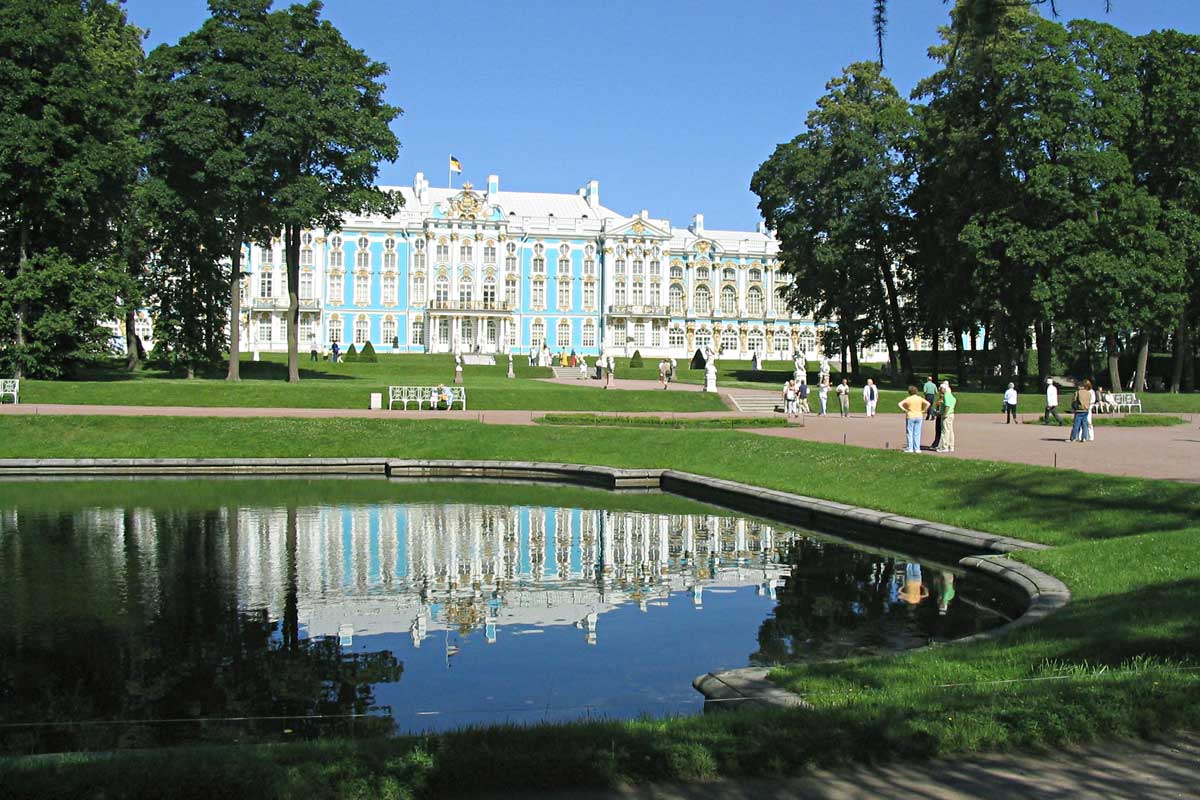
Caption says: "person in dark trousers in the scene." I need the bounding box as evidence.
[1044,379,1064,425]
[1003,383,1019,424]
[922,376,937,420]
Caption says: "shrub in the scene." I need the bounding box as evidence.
[359,341,378,362]
[343,344,358,362]
[629,349,644,368]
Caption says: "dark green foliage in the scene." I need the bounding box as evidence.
[629,349,644,368]
[343,344,358,362]
[358,341,378,362]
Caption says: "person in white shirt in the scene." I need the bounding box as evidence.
[1003,383,1019,424]
[818,379,830,416]
[783,380,798,417]
[862,379,879,417]
[836,378,851,417]
[1044,379,1064,425]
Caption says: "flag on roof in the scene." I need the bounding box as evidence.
[449,155,462,173]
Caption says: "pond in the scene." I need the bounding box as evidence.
[0,478,1012,754]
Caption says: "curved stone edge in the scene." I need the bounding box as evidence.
[0,457,1071,711]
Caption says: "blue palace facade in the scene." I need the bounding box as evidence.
[140,172,824,359]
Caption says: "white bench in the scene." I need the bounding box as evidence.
[0,379,17,404]
[1115,392,1142,413]
[388,385,467,411]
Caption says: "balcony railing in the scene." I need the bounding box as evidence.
[607,304,669,317]
[426,299,515,312]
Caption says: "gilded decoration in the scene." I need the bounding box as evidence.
[630,220,646,234]
[695,240,710,253]
[448,184,486,221]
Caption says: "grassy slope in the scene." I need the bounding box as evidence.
[2,416,1198,798]
[13,354,725,413]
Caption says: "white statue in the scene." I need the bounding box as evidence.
[819,355,831,381]
[704,356,718,394]
[793,350,806,382]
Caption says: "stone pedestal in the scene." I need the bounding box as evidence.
[368,392,382,411]
[252,351,260,362]
[506,356,515,379]
[454,364,464,384]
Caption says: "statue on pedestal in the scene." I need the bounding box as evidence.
[703,345,718,393]
[506,353,514,379]
[819,355,831,385]
[793,350,806,383]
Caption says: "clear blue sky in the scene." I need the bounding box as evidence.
[123,0,1199,232]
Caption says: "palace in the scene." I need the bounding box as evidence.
[137,172,823,359]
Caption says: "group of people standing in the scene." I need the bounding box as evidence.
[657,358,678,389]
[899,381,956,453]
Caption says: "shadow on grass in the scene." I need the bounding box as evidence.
[950,472,1200,541]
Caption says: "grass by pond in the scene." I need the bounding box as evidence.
[1,415,1198,798]
[538,413,790,429]
[13,354,725,413]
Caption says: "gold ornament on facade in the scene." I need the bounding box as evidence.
[449,185,484,220]
[695,240,710,253]
[630,220,646,234]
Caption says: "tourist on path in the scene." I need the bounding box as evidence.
[578,356,588,380]
[1070,380,1095,442]
[1003,383,1019,424]
[331,341,341,363]
[898,385,931,453]
[799,380,810,415]
[862,379,878,418]
[817,380,830,416]
[658,359,669,389]
[938,380,957,453]
[783,380,798,417]
[836,378,851,417]
[928,387,945,451]
[1044,379,1064,425]
[923,377,938,420]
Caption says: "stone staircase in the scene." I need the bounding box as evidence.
[550,366,584,379]
[727,394,782,414]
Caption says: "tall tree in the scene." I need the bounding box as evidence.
[753,61,914,377]
[142,0,275,382]
[0,0,144,378]
[255,1,402,383]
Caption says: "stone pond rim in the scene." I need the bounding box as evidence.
[0,456,1072,710]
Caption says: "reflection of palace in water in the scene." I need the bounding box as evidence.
[80,503,796,648]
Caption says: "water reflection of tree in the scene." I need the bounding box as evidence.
[0,506,401,754]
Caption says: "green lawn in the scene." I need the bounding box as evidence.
[538,413,791,429]
[13,354,725,413]
[2,416,1198,798]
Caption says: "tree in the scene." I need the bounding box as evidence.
[753,61,914,378]
[142,0,276,382]
[0,0,144,378]
[255,1,402,384]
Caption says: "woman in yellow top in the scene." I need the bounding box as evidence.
[898,385,931,453]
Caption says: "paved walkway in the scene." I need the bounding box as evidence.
[507,732,1199,799]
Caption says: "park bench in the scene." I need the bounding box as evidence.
[388,385,467,411]
[1114,392,1142,413]
[0,379,17,404]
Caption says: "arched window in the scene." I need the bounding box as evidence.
[749,267,762,283]
[720,285,737,315]
[412,319,424,346]
[669,284,684,315]
[582,320,596,348]
[411,274,426,305]
[505,275,518,307]
[774,329,792,353]
[668,326,685,348]
[483,277,497,308]
[557,319,571,348]
[670,264,683,280]
[695,285,711,314]
[747,286,764,316]
[356,237,370,269]
[354,272,370,304]
[382,272,397,305]
[458,277,473,304]
[721,327,739,352]
[798,330,817,353]
[435,276,449,305]
[696,265,710,281]
[747,329,764,353]
[382,317,396,345]
[722,267,736,282]
[328,314,341,344]
[531,319,546,347]
[694,326,712,349]
[354,316,369,345]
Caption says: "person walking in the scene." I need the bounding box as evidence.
[1003,383,1019,424]
[1070,380,1095,442]
[836,378,851,417]
[938,380,956,453]
[578,356,589,380]
[898,386,931,453]
[658,359,669,389]
[798,380,810,415]
[783,380,798,417]
[818,379,830,416]
[1044,379,1064,425]
[331,341,341,363]
[862,378,878,418]
[922,376,938,420]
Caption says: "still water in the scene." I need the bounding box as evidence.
[0,479,1008,753]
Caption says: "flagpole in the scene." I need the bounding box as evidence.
[448,155,452,190]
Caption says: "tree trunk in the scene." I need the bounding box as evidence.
[285,224,301,383]
[980,325,990,389]
[14,221,29,380]
[226,238,244,381]
[840,343,848,375]
[1106,333,1122,394]
[1130,330,1150,392]
[880,312,899,382]
[952,326,965,388]
[849,334,861,378]
[931,328,941,382]
[877,256,912,376]
[1170,308,1188,393]
[124,308,141,371]
[1036,318,1052,387]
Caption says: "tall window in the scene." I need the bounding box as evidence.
[436,239,449,261]
[747,330,764,353]
[355,317,369,345]
[582,320,596,348]
[632,259,643,276]
[696,266,710,281]
[558,256,570,276]
[532,255,545,274]
[483,277,497,308]
[328,273,344,305]
[412,319,424,346]
[557,319,571,349]
[557,279,571,310]
[631,280,644,306]
[383,238,397,270]
[531,278,545,308]
[411,274,426,304]
[355,237,370,269]
[382,273,397,305]
[614,281,626,305]
[611,319,626,346]
[505,242,517,272]
[258,318,272,342]
[722,267,736,282]
[669,284,684,315]
[435,277,449,304]
[749,267,762,283]
[747,286,764,316]
[670,264,683,280]
[615,259,626,276]
[505,276,518,307]
[652,321,664,347]
[328,315,341,344]
[299,271,313,300]
[721,285,737,315]
[301,317,316,343]
[301,247,312,266]
[721,328,739,352]
[583,281,596,310]
[458,278,473,304]
[649,259,660,277]
[531,319,545,347]
[484,241,496,263]
[259,271,273,298]
[632,322,646,346]
[261,245,273,266]
[695,327,711,349]
[330,236,343,269]
[354,273,370,304]
[382,317,396,345]
[695,285,711,314]
[413,238,426,270]
[774,330,791,353]
[460,241,473,262]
